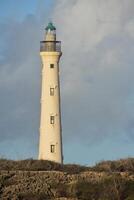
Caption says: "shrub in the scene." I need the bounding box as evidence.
[75,181,101,200]
[0,159,89,174]
[18,192,49,200]
[123,180,134,200]
[93,158,134,172]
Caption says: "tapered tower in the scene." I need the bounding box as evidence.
[38,22,63,164]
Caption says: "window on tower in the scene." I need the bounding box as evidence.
[50,116,55,124]
[50,88,54,96]
[50,145,55,153]
[50,64,54,68]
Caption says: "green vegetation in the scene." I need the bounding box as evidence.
[0,157,134,173]
[0,159,88,174]
[93,158,134,172]
[0,158,133,200]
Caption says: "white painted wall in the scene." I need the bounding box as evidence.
[38,30,63,164]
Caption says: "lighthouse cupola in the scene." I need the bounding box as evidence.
[45,22,56,41]
[40,22,61,53]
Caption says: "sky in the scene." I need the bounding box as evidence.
[0,0,134,165]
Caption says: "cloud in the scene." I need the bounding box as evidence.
[52,0,134,143]
[0,0,55,158]
[0,0,134,159]
[0,15,41,143]
[125,20,134,38]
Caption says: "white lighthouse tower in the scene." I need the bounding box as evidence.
[38,22,63,164]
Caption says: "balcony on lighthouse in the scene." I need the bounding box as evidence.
[40,22,61,53]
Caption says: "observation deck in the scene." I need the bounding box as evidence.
[40,41,61,52]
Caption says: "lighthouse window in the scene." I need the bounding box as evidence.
[50,64,54,68]
[50,88,54,96]
[50,145,55,153]
[50,116,55,124]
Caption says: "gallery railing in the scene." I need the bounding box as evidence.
[40,41,61,52]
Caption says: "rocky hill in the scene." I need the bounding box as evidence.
[0,158,134,200]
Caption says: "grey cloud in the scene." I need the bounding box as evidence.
[53,0,134,143]
[0,0,56,158]
[0,15,41,143]
[0,0,134,159]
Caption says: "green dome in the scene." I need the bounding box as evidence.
[45,22,56,31]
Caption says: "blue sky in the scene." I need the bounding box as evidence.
[0,0,37,19]
[0,0,134,166]
[0,0,55,21]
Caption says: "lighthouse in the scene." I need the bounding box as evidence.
[38,22,63,164]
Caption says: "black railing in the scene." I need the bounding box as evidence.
[40,41,61,52]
